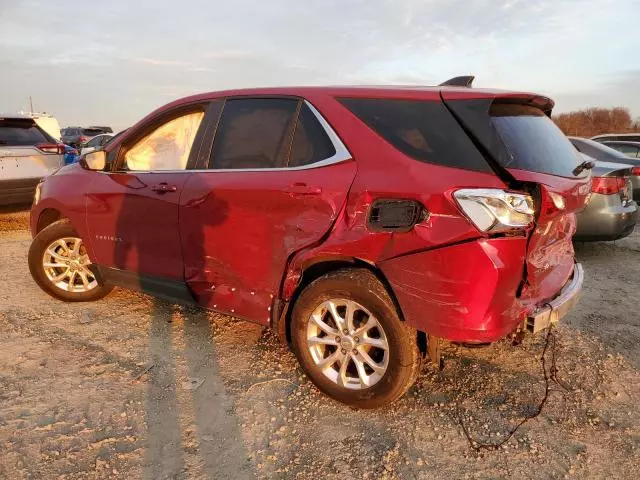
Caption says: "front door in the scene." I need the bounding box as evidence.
[180,98,356,323]
[86,109,206,283]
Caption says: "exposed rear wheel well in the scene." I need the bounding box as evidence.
[282,259,424,353]
[36,209,64,234]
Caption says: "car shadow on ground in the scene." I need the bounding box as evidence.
[144,299,253,479]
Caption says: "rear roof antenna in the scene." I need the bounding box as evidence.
[439,75,475,88]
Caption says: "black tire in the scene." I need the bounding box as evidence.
[290,268,421,408]
[28,219,113,302]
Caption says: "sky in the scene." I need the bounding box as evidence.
[1,0,639,131]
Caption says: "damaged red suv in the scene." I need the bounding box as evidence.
[29,78,588,407]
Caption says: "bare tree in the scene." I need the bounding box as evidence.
[553,107,636,137]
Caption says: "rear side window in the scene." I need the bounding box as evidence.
[209,98,298,169]
[491,105,583,177]
[338,98,491,172]
[0,119,50,145]
[289,104,336,167]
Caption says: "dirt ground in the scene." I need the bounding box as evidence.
[0,205,638,479]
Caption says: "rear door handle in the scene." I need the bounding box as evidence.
[151,183,178,194]
[286,182,322,196]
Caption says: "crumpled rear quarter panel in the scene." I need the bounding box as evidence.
[379,237,528,343]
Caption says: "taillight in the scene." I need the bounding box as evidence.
[631,167,640,176]
[591,177,626,195]
[36,143,65,155]
[453,188,535,232]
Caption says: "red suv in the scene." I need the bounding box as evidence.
[29,80,588,408]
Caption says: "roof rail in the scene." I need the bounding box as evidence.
[440,75,475,88]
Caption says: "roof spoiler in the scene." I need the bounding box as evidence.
[440,75,475,88]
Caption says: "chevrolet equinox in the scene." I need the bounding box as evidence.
[29,78,588,407]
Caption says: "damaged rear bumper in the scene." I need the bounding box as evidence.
[525,263,584,334]
[379,237,583,344]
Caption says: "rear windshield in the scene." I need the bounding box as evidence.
[0,119,50,146]
[570,137,634,162]
[338,98,492,172]
[491,104,583,177]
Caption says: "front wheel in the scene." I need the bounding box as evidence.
[290,268,421,408]
[28,219,113,302]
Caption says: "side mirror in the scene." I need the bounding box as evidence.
[81,150,107,171]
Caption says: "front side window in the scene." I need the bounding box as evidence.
[209,98,298,169]
[124,112,204,171]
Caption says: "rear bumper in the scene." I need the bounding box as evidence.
[575,195,638,241]
[525,263,583,333]
[0,178,40,206]
[380,237,583,344]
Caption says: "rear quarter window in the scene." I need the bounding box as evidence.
[338,98,492,172]
[0,119,50,145]
[490,104,583,178]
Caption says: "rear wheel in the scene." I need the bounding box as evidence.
[290,269,421,408]
[28,219,113,302]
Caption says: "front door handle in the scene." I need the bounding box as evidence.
[151,183,178,194]
[286,182,322,197]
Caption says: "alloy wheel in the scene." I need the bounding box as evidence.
[42,237,98,293]
[306,298,389,390]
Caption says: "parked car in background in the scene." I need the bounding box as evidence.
[87,125,113,134]
[29,81,588,407]
[61,127,111,147]
[591,133,640,143]
[601,141,640,158]
[574,154,637,241]
[569,137,640,200]
[0,114,64,205]
[79,134,113,156]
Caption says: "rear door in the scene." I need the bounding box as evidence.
[443,93,591,304]
[180,97,356,324]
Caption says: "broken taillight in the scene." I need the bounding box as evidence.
[453,188,535,233]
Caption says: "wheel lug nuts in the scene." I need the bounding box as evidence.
[335,336,341,343]
[354,336,359,343]
[343,329,349,335]
[341,349,347,355]
[352,349,358,355]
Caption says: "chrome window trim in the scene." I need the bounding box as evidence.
[108,99,352,174]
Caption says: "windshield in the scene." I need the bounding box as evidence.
[491,104,584,177]
[570,137,633,162]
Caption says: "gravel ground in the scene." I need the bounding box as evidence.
[1,207,638,479]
